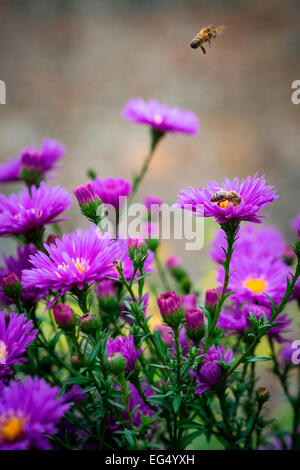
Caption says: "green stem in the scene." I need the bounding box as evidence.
[129,128,164,202]
[243,402,263,449]
[155,251,171,291]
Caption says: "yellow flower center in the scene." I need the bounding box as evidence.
[0,415,26,443]
[244,278,267,294]
[0,340,8,365]
[218,200,230,210]
[55,257,90,278]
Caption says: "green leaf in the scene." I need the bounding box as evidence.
[247,356,271,362]
[172,394,182,413]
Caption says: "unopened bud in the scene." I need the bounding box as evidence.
[1,273,22,301]
[53,303,75,329]
[256,387,270,403]
[106,352,126,376]
[78,312,99,333]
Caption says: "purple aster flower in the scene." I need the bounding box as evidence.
[205,289,219,309]
[155,324,173,347]
[190,345,233,394]
[22,227,121,295]
[260,434,292,450]
[93,177,131,210]
[0,245,46,307]
[0,138,65,183]
[0,310,37,385]
[210,223,285,265]
[280,341,300,366]
[166,255,181,269]
[144,194,163,214]
[291,212,300,234]
[121,98,199,135]
[106,334,142,374]
[217,255,290,307]
[117,238,155,282]
[182,294,197,310]
[0,376,70,449]
[177,174,278,225]
[218,303,291,342]
[109,383,155,430]
[157,291,181,319]
[0,182,72,237]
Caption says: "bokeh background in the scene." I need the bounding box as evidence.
[0,0,300,448]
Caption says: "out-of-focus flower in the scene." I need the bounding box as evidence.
[280,341,300,366]
[218,303,291,343]
[0,183,72,237]
[210,224,285,265]
[282,245,296,266]
[261,434,292,450]
[93,177,131,210]
[190,345,233,394]
[166,255,181,270]
[144,194,163,214]
[177,174,278,225]
[1,273,22,301]
[109,383,155,430]
[0,246,46,307]
[78,312,99,334]
[121,98,199,135]
[217,255,290,307]
[205,289,219,309]
[0,310,37,385]
[0,376,70,449]
[182,294,197,310]
[291,212,300,234]
[22,227,121,294]
[106,334,142,374]
[155,324,173,347]
[0,138,65,184]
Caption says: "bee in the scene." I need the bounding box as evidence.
[210,190,242,208]
[190,25,226,54]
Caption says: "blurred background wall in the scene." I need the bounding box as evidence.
[0,0,299,280]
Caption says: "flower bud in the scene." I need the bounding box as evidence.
[157,291,184,327]
[20,149,43,186]
[205,289,219,309]
[283,245,296,266]
[155,324,173,347]
[166,255,181,270]
[1,273,22,301]
[128,237,148,262]
[95,279,118,313]
[185,308,205,343]
[106,352,126,376]
[78,312,99,333]
[73,183,102,224]
[53,303,75,329]
[45,234,59,246]
[256,387,270,403]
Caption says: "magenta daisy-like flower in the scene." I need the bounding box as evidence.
[121,98,199,135]
[0,246,46,306]
[217,255,290,307]
[210,223,285,265]
[22,227,121,294]
[0,138,65,183]
[0,182,72,237]
[93,177,131,210]
[106,334,142,373]
[190,345,233,394]
[0,376,70,449]
[177,174,278,225]
[0,310,37,385]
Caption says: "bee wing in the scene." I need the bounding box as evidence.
[216,25,226,35]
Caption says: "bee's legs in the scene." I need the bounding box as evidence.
[201,46,206,54]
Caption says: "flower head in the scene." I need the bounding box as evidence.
[0,138,65,184]
[22,227,121,294]
[217,255,290,307]
[291,212,300,234]
[117,238,155,282]
[0,376,70,449]
[106,334,142,374]
[0,245,46,307]
[93,177,131,210]
[144,194,163,214]
[177,174,278,225]
[0,310,37,384]
[190,345,233,394]
[122,98,199,135]
[157,291,181,319]
[52,304,75,329]
[0,183,72,237]
[166,255,181,270]
[182,294,197,310]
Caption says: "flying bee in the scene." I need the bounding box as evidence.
[210,190,242,208]
[190,25,226,54]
